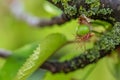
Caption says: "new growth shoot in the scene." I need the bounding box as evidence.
[75,15,94,50]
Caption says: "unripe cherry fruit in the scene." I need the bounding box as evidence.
[76,25,90,36]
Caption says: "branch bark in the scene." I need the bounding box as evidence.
[0,49,12,58]
[8,0,70,27]
[47,0,120,24]
[40,50,110,73]
[37,13,70,27]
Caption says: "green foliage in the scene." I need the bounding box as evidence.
[52,0,113,18]
[98,22,120,51]
[106,51,120,80]
[0,0,120,80]
[0,43,38,80]
[79,0,113,17]
[15,33,67,80]
[52,0,60,4]
[80,22,120,64]
[64,5,77,16]
[52,0,77,16]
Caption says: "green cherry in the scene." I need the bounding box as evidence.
[76,25,90,36]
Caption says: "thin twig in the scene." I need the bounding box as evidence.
[0,49,12,58]
[8,0,70,27]
[37,13,70,27]
[40,50,111,73]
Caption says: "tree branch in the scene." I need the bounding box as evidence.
[0,49,12,58]
[47,0,120,23]
[40,49,111,73]
[40,22,120,73]
[37,13,70,27]
[8,0,70,27]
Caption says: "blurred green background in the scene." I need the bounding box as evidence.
[0,0,119,80]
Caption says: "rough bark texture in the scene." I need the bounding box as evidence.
[48,0,120,23]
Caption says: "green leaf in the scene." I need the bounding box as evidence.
[0,43,38,80]
[27,69,46,80]
[14,33,67,80]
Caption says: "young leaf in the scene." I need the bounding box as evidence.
[27,69,46,80]
[0,43,38,80]
[15,33,67,80]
